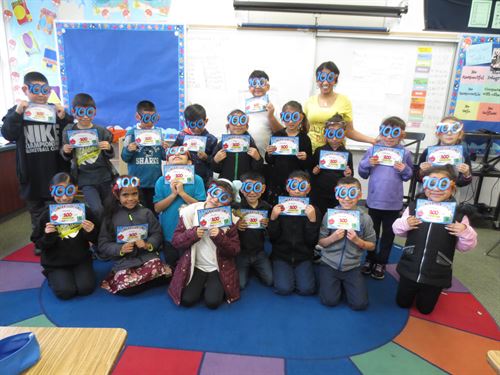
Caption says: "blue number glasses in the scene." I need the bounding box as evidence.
[208,184,232,204]
[324,128,345,139]
[186,119,205,129]
[335,186,359,199]
[423,176,451,191]
[166,146,187,155]
[51,184,77,197]
[316,71,336,83]
[436,122,462,134]
[248,78,267,88]
[287,178,309,192]
[74,106,96,118]
[379,125,402,138]
[241,181,264,194]
[116,176,140,189]
[28,83,50,95]
[227,114,249,126]
[280,111,301,123]
[140,112,159,124]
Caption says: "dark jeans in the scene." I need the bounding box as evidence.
[273,259,315,296]
[181,268,225,309]
[319,264,368,310]
[366,207,401,265]
[81,181,112,225]
[236,251,273,289]
[396,275,442,315]
[44,261,96,300]
[163,240,179,268]
[140,187,155,212]
[26,199,51,243]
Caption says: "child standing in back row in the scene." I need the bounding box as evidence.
[358,116,413,280]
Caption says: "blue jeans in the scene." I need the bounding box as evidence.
[236,251,273,289]
[319,264,368,310]
[81,182,112,224]
[273,259,315,296]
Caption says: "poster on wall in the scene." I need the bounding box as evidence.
[448,35,500,155]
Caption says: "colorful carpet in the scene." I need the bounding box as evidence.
[1,243,499,375]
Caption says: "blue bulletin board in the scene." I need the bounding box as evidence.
[55,22,184,135]
[448,34,500,155]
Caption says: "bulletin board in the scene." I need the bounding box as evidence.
[55,22,184,134]
[448,34,500,154]
[315,35,458,150]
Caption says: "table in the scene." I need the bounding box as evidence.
[0,326,127,375]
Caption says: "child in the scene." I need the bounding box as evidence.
[1,72,72,253]
[311,114,354,218]
[121,100,166,211]
[154,146,206,266]
[33,172,97,300]
[246,70,283,157]
[265,101,312,204]
[393,165,477,314]
[61,93,115,221]
[317,177,376,310]
[236,171,273,289]
[98,176,171,295]
[172,104,218,187]
[418,116,472,187]
[268,170,321,295]
[358,116,413,280]
[211,109,263,180]
[169,179,240,309]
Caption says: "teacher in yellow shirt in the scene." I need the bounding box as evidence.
[304,61,376,151]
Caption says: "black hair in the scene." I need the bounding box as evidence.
[24,71,48,85]
[316,61,340,77]
[423,165,457,181]
[382,116,406,130]
[184,104,207,122]
[325,113,346,128]
[240,171,265,184]
[227,109,245,118]
[208,178,235,201]
[50,172,76,186]
[282,100,310,134]
[72,93,96,108]
[136,100,156,112]
[103,175,139,236]
[249,70,269,81]
[337,176,361,189]
[288,170,311,183]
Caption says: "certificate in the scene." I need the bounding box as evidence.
[327,209,360,231]
[221,134,250,153]
[319,151,349,170]
[163,165,195,185]
[134,129,162,147]
[372,146,404,166]
[24,103,56,124]
[49,204,85,225]
[67,129,99,148]
[245,94,269,113]
[278,196,309,216]
[271,136,299,156]
[240,209,268,229]
[415,199,456,225]
[197,206,233,229]
[427,145,463,166]
[116,224,149,244]
[183,135,207,152]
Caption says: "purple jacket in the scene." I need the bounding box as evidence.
[168,203,240,305]
[358,144,413,211]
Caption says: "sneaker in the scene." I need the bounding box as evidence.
[371,264,385,280]
[361,261,372,275]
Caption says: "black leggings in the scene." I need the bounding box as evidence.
[396,275,442,314]
[181,268,225,309]
[45,261,95,300]
[366,207,401,265]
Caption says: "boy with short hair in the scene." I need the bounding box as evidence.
[268,170,321,296]
[61,93,115,221]
[154,146,206,266]
[236,171,273,289]
[121,100,166,211]
[1,71,72,253]
[172,104,217,187]
[318,177,376,310]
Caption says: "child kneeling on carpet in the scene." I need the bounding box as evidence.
[393,165,477,314]
[33,172,98,300]
[98,176,171,296]
[169,179,241,309]
[317,177,376,310]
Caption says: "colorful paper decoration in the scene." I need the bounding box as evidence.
[11,0,32,25]
[38,8,56,35]
[21,31,39,56]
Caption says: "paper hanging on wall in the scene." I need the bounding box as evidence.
[493,2,500,29]
[21,32,40,56]
[11,0,32,25]
[38,8,57,35]
[466,42,493,65]
[468,0,493,28]
[43,48,58,70]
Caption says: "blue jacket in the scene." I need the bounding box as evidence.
[121,126,166,188]
[358,144,413,211]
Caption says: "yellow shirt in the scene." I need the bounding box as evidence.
[304,94,353,152]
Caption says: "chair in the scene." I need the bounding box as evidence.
[403,132,425,205]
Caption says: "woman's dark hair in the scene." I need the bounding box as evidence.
[50,172,76,187]
[316,61,340,77]
[282,100,310,134]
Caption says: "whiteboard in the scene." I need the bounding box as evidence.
[315,36,458,150]
[185,27,316,138]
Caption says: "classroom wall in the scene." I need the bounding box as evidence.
[1,0,498,207]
